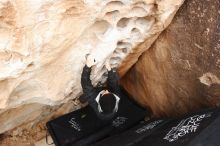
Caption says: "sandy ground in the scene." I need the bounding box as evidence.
[0,127,54,146]
[35,136,55,146]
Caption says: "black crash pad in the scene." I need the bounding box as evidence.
[46,88,146,146]
[95,107,220,146]
[93,118,171,146]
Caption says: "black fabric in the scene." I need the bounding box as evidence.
[93,118,171,146]
[80,65,99,101]
[99,93,116,114]
[80,65,121,120]
[47,106,108,146]
[93,107,220,146]
[107,68,120,96]
[188,116,220,146]
[80,66,120,102]
[46,88,146,146]
[135,107,220,146]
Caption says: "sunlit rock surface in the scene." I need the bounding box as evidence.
[0,0,183,110]
[0,0,183,136]
[122,0,220,117]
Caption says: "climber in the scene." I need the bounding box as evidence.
[47,55,146,145]
[80,54,121,120]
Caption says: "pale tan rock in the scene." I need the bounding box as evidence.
[199,73,220,87]
[0,0,184,134]
[0,0,184,110]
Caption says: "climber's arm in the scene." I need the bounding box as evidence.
[105,60,121,96]
[81,65,97,98]
[107,68,120,95]
[80,54,98,102]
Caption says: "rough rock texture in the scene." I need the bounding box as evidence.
[0,101,81,146]
[122,0,220,117]
[0,0,184,135]
[0,0,183,109]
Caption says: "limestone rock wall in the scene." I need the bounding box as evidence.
[121,0,220,117]
[0,0,184,134]
[0,0,183,110]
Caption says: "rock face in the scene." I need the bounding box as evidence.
[0,0,183,109]
[0,0,184,135]
[122,0,220,117]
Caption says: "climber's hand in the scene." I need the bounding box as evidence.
[105,60,111,71]
[86,54,97,67]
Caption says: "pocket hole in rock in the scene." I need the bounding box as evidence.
[105,10,120,17]
[111,57,121,61]
[135,17,155,32]
[27,63,34,68]
[110,57,121,65]
[91,20,111,35]
[117,41,132,49]
[153,3,158,12]
[26,63,35,71]
[131,6,148,17]
[122,48,128,53]
[133,1,146,6]
[144,4,157,13]
[65,6,77,15]
[130,28,142,40]
[117,18,130,28]
[131,28,141,34]
[104,1,124,14]
[103,72,108,77]
[106,1,124,7]
[112,51,126,59]
[133,2,156,14]
[114,47,127,54]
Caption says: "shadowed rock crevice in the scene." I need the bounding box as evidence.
[121,0,220,117]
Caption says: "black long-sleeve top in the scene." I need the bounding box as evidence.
[80,65,121,120]
[81,65,98,100]
[81,65,120,100]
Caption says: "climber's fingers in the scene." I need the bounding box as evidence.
[86,54,97,67]
[105,60,111,71]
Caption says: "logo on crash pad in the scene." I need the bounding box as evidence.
[164,113,212,142]
[112,117,128,127]
[69,117,81,132]
[136,120,163,134]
